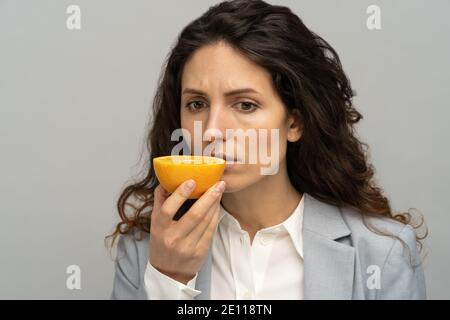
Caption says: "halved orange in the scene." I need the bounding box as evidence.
[153,155,226,199]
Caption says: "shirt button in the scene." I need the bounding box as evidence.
[259,233,274,245]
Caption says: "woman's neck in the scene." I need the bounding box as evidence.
[221,163,302,241]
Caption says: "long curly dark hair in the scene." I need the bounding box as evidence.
[106,0,426,253]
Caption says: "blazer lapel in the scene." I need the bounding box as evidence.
[302,193,355,299]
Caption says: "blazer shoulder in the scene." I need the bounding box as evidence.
[116,228,150,268]
[112,229,150,297]
[340,206,407,239]
[340,206,426,298]
[339,206,418,266]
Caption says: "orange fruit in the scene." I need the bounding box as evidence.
[153,155,226,199]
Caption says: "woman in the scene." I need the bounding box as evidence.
[107,0,426,299]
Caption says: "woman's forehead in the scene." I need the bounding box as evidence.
[181,43,272,93]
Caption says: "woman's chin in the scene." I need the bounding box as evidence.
[220,171,257,194]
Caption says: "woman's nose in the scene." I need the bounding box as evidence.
[204,104,230,143]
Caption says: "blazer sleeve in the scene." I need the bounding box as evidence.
[110,233,148,300]
[377,224,427,299]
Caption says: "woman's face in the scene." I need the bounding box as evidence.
[180,41,302,193]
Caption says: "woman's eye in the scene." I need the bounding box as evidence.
[235,101,258,113]
[186,101,206,112]
[185,100,258,113]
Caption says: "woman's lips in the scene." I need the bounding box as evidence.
[225,161,236,171]
[212,153,240,163]
[211,153,241,170]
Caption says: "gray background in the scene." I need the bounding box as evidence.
[0,0,449,299]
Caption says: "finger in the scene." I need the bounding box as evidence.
[195,204,220,253]
[155,179,196,227]
[176,181,225,237]
[185,201,220,246]
[153,184,170,212]
[151,184,170,227]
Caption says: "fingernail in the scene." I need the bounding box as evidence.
[185,179,196,191]
[214,181,226,194]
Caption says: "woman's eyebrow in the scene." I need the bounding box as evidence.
[182,87,261,97]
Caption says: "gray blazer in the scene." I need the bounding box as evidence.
[110,192,426,299]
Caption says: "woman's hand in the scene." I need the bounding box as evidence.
[149,179,226,284]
